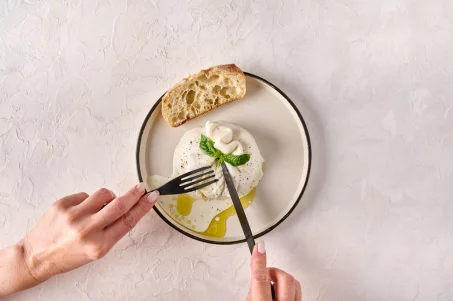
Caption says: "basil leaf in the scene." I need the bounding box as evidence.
[223,154,251,166]
[200,134,220,158]
[217,156,225,167]
[200,134,251,166]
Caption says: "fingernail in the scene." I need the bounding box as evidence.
[147,190,160,203]
[136,182,147,193]
[257,240,266,254]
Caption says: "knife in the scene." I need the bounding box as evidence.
[221,162,255,253]
[220,162,275,299]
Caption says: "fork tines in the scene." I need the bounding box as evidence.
[155,166,218,195]
[180,166,216,191]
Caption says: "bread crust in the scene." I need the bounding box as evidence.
[162,64,246,127]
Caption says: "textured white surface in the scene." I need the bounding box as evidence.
[1,0,453,300]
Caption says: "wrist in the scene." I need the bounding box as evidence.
[0,242,42,297]
[13,241,44,285]
[15,239,54,285]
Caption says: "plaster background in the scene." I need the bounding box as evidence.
[1,0,453,300]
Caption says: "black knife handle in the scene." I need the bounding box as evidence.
[246,234,255,254]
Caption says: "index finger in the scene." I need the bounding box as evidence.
[92,183,147,229]
[250,241,272,301]
[103,190,159,244]
[295,280,302,301]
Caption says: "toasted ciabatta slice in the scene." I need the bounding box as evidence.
[162,64,246,127]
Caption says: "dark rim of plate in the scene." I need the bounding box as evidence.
[136,72,312,245]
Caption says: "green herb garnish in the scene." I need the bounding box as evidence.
[223,153,250,166]
[200,134,220,158]
[199,134,250,167]
[217,156,225,167]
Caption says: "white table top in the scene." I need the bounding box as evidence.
[1,1,452,300]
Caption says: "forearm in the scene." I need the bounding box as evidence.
[0,242,41,298]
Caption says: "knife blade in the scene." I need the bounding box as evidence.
[221,162,255,254]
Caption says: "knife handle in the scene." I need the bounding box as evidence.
[246,237,255,255]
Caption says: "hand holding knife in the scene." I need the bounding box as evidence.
[220,162,275,300]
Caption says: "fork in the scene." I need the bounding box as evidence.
[150,166,218,195]
[100,167,216,211]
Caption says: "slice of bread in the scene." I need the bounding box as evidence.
[162,64,246,127]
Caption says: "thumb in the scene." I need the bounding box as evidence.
[250,240,272,300]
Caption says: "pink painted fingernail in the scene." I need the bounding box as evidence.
[147,190,160,203]
[257,240,266,254]
[136,182,147,193]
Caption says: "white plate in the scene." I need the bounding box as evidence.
[136,73,311,244]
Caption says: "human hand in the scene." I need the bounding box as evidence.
[247,241,302,301]
[18,183,159,284]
